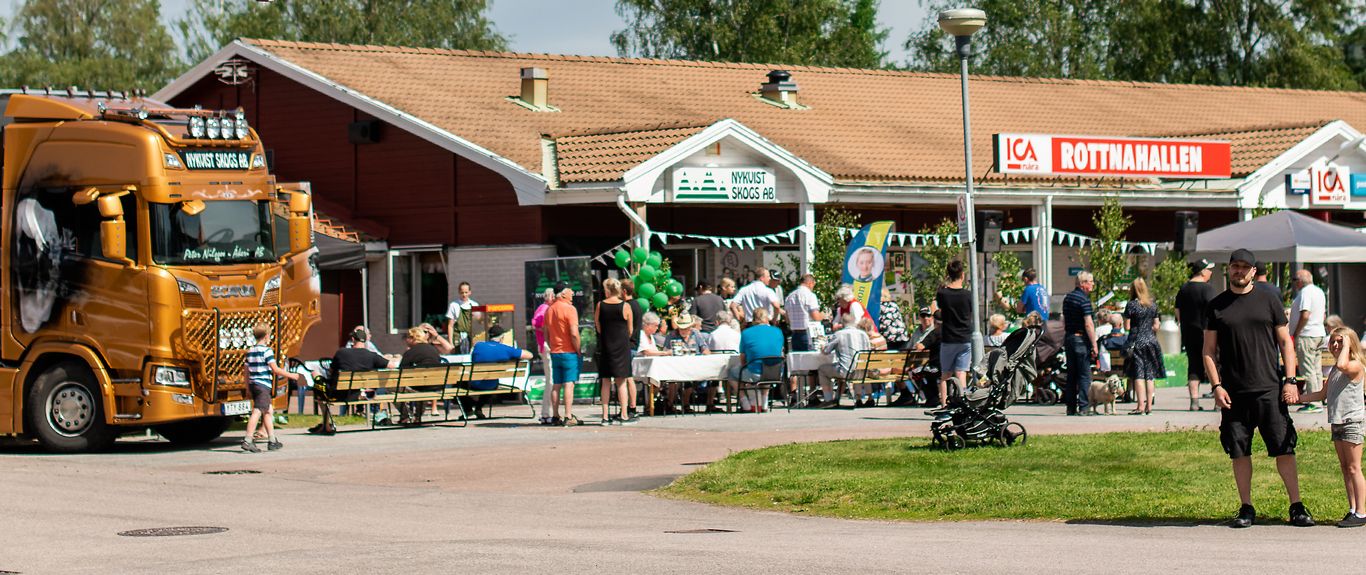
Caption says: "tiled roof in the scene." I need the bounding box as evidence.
[553,123,709,183]
[1151,121,1332,177]
[242,39,1366,185]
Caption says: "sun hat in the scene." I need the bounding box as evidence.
[675,313,695,328]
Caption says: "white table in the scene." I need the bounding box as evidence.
[787,351,833,373]
[632,354,737,382]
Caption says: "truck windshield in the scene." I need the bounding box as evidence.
[150,201,276,265]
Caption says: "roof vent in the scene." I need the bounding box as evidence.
[521,67,549,109]
[760,70,799,107]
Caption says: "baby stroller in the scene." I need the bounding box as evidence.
[930,325,1040,450]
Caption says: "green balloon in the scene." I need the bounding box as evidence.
[666,280,683,297]
[632,246,649,264]
[636,282,656,301]
[652,292,669,309]
[632,273,647,288]
[614,249,631,269]
[637,265,656,283]
[646,252,663,269]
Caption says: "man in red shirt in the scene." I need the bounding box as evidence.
[545,281,582,426]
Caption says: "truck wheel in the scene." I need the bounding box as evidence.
[156,417,231,445]
[27,362,115,452]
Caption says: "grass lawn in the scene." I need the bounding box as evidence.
[227,414,367,432]
[661,430,1347,524]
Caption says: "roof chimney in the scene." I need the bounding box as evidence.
[520,67,548,109]
[760,70,798,107]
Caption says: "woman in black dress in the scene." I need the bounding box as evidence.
[595,278,634,425]
[1124,278,1165,415]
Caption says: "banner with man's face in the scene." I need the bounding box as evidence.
[841,221,894,323]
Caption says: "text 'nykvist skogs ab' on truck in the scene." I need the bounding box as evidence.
[0,88,320,452]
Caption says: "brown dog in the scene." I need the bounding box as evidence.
[1089,375,1125,415]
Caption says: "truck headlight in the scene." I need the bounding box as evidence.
[251,154,266,169]
[234,111,248,139]
[176,278,201,294]
[206,117,220,139]
[189,116,205,139]
[152,366,191,387]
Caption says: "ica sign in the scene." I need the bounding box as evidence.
[1305,161,1351,205]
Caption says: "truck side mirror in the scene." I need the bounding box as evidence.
[288,215,311,255]
[101,219,127,261]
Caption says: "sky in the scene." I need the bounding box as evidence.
[1,0,932,65]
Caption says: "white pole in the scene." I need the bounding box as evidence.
[956,35,984,366]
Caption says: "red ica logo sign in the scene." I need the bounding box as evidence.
[1004,137,1039,171]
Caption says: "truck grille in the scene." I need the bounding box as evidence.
[178,304,304,402]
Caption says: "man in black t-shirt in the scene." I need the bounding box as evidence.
[313,327,394,435]
[1203,248,1312,528]
[1061,272,1097,415]
[934,260,974,407]
[1175,259,1217,411]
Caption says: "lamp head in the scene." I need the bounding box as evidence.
[938,8,987,37]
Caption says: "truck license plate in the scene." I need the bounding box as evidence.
[221,400,251,416]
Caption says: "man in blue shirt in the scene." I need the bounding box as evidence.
[1062,272,1098,416]
[727,308,785,412]
[998,268,1050,320]
[467,325,532,419]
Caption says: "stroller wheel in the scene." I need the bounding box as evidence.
[945,434,965,451]
[1000,422,1027,447]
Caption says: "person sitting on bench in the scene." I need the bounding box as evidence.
[312,326,396,435]
[467,325,532,419]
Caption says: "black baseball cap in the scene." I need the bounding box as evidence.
[918,307,933,317]
[554,280,572,294]
[488,325,506,339]
[1188,258,1215,276]
[1229,248,1258,267]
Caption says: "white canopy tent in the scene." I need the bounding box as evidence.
[1193,210,1366,263]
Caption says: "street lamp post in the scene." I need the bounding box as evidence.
[939,8,988,366]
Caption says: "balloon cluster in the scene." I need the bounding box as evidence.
[614,246,683,311]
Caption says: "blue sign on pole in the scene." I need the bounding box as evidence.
[1351,173,1366,198]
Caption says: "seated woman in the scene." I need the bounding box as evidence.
[398,326,444,426]
[986,314,1008,347]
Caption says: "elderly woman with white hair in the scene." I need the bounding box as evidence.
[709,310,741,353]
[531,287,557,425]
[833,285,870,331]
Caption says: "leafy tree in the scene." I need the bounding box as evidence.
[991,251,1024,321]
[1150,253,1189,317]
[179,0,508,63]
[907,0,1364,90]
[0,0,182,92]
[812,207,861,309]
[612,0,888,68]
[912,219,963,313]
[1081,197,1133,305]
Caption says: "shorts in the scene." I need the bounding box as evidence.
[550,353,580,385]
[249,383,273,412]
[790,330,811,352]
[1332,421,1364,445]
[940,342,972,373]
[1182,332,1207,382]
[726,365,763,384]
[1220,389,1297,459]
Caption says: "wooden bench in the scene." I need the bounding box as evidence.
[848,349,927,406]
[326,360,531,429]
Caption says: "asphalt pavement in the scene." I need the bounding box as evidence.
[1,387,1356,575]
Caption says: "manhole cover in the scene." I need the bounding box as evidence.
[118,526,229,537]
[203,470,261,475]
[664,528,737,534]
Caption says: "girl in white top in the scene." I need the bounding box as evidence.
[1295,326,1366,527]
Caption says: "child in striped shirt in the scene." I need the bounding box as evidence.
[242,323,301,453]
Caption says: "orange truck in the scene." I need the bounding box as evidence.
[0,89,319,452]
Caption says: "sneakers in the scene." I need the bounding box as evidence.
[1296,404,1324,413]
[1289,502,1315,527]
[1231,504,1255,528]
[1337,513,1366,528]
[240,440,261,453]
[620,414,639,425]
[538,417,554,426]
[598,416,613,426]
[267,440,283,452]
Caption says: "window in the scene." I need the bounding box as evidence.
[386,248,448,333]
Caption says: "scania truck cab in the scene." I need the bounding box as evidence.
[1,89,319,452]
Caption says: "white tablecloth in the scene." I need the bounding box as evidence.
[632,354,737,381]
[787,351,832,373]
